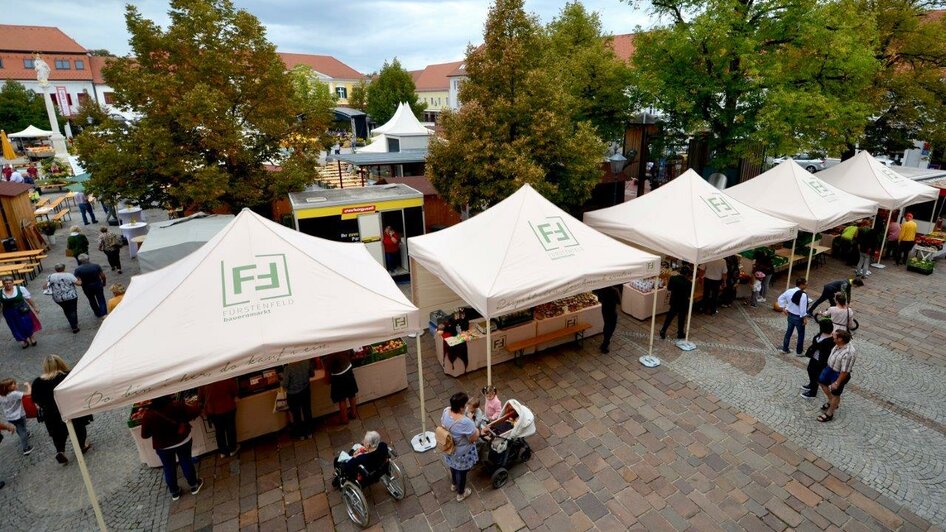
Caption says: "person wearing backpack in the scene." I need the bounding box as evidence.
[439,392,480,502]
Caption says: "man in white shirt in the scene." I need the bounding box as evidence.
[777,278,809,355]
[701,258,727,316]
[9,170,24,183]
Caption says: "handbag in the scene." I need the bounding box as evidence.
[436,411,458,454]
[23,394,38,419]
[65,248,75,257]
[273,388,289,413]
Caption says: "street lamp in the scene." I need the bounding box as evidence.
[609,152,628,175]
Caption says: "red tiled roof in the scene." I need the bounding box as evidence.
[278,52,364,80]
[378,176,438,196]
[88,55,113,84]
[0,25,86,54]
[409,69,422,84]
[610,33,636,62]
[414,60,464,91]
[0,53,94,82]
[447,63,466,77]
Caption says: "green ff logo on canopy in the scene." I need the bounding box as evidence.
[221,254,292,307]
[530,217,580,253]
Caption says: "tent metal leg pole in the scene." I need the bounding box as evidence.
[648,275,658,357]
[68,419,107,532]
[684,263,698,342]
[785,238,797,293]
[873,211,893,268]
[417,334,425,433]
[805,234,816,281]
[486,316,492,387]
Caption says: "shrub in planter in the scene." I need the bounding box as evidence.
[36,221,58,236]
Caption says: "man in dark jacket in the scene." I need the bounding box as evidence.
[807,277,862,316]
[593,285,622,353]
[660,266,693,340]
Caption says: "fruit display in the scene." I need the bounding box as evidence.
[627,278,666,294]
[238,368,281,397]
[915,235,944,250]
[495,309,533,329]
[534,293,599,320]
[355,338,408,366]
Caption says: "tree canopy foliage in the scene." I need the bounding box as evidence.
[0,81,59,134]
[428,0,606,212]
[626,0,879,167]
[366,59,425,124]
[347,79,369,112]
[75,0,333,211]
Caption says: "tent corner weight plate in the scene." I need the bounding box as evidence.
[870,263,886,269]
[411,431,436,453]
[675,340,697,351]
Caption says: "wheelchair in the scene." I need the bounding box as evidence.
[332,442,406,528]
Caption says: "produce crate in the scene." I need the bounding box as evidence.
[907,265,934,275]
[907,257,934,275]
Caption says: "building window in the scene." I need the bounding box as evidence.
[55,59,71,70]
[24,59,34,69]
[103,92,116,105]
[77,92,90,105]
[336,86,348,99]
[0,59,4,69]
[75,60,85,70]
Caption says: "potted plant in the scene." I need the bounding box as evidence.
[37,220,58,245]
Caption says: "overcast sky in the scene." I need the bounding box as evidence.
[14,0,654,73]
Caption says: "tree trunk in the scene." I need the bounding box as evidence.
[840,143,856,161]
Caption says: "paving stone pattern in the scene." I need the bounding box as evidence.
[2,202,943,531]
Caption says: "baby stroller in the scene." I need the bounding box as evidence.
[480,399,535,488]
[331,442,405,528]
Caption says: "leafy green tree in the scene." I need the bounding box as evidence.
[75,0,331,211]
[626,0,878,168]
[546,2,634,141]
[87,49,113,57]
[427,0,605,212]
[366,59,425,124]
[856,3,946,157]
[348,79,369,111]
[289,65,338,147]
[0,81,60,134]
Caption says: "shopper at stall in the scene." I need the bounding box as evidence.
[721,255,740,307]
[753,251,774,302]
[198,378,240,458]
[323,350,359,424]
[31,355,91,465]
[660,266,692,340]
[808,278,861,316]
[818,330,856,422]
[592,285,621,353]
[441,392,479,502]
[382,226,402,273]
[800,320,835,399]
[74,254,108,318]
[45,264,81,333]
[896,213,918,266]
[97,226,123,274]
[107,283,126,313]
[281,359,314,439]
[819,292,855,333]
[26,163,38,182]
[855,221,877,277]
[66,226,89,265]
[140,395,204,500]
[885,215,901,259]
[701,259,727,315]
[1,276,40,348]
[778,278,809,355]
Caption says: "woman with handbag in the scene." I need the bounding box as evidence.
[140,394,204,500]
[818,292,855,333]
[66,226,89,266]
[31,355,91,465]
[440,392,480,502]
[1,276,40,348]
[97,226,123,274]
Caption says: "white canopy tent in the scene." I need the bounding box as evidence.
[407,184,660,450]
[8,125,53,138]
[817,151,939,266]
[137,213,234,273]
[362,102,432,153]
[584,169,798,343]
[55,209,420,531]
[370,102,408,136]
[726,160,878,284]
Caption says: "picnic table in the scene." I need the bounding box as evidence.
[34,206,54,221]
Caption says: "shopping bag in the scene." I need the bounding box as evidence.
[23,394,38,419]
[273,388,289,413]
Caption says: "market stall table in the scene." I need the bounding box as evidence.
[119,222,149,258]
[117,206,144,225]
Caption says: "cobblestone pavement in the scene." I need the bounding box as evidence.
[0,206,168,531]
[3,202,945,531]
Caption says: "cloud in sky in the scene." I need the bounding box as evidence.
[14,0,655,73]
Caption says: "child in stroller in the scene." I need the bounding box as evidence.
[478,399,536,488]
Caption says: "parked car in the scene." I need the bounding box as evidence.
[873,155,898,166]
[772,154,826,173]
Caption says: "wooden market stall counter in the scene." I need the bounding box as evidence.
[128,350,408,467]
[434,296,604,377]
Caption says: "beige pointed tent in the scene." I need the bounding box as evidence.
[8,125,53,138]
[584,169,798,342]
[817,151,938,265]
[54,209,421,531]
[726,160,878,283]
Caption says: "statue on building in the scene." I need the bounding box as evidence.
[34,54,51,87]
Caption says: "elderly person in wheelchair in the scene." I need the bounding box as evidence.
[332,430,405,528]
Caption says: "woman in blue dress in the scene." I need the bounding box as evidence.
[441,392,480,502]
[1,276,39,348]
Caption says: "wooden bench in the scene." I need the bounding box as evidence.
[34,197,49,208]
[505,322,593,367]
[52,209,71,225]
[39,184,67,194]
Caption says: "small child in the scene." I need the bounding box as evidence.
[483,385,501,421]
[751,271,765,307]
[466,397,487,428]
[0,378,32,456]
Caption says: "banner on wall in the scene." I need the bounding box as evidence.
[55,86,71,117]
